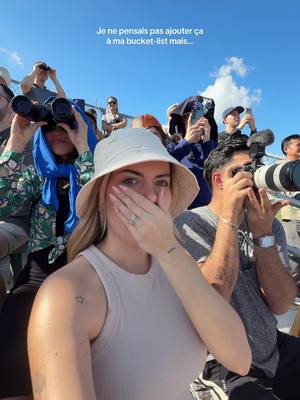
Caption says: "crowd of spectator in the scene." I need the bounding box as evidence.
[0,61,300,399]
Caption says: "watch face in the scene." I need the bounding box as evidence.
[261,236,275,247]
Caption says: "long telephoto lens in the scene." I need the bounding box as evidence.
[51,98,73,124]
[11,95,51,122]
[254,160,300,191]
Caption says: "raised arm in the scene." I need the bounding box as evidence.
[0,115,45,216]
[48,67,66,98]
[20,63,40,94]
[177,163,253,301]
[245,188,297,314]
[28,257,106,400]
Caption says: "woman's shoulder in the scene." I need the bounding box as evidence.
[33,254,107,340]
[44,254,105,299]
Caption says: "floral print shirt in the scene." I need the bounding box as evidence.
[0,150,94,263]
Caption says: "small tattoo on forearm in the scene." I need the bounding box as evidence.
[214,268,226,281]
[32,369,46,399]
[167,246,176,254]
[75,296,84,304]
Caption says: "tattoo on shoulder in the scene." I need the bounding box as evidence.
[167,246,176,254]
[75,296,85,304]
[32,368,46,399]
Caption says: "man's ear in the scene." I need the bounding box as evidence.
[212,171,223,189]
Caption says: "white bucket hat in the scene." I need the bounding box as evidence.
[76,128,200,218]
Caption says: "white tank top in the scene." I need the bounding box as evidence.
[80,245,206,400]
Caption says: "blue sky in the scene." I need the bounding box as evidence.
[1,0,300,155]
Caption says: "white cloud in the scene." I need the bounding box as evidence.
[0,48,23,66]
[201,57,261,124]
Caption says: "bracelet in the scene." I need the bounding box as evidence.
[218,215,239,230]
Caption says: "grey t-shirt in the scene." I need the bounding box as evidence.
[22,83,56,105]
[174,206,290,377]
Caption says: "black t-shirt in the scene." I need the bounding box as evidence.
[218,128,257,143]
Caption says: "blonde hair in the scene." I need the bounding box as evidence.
[131,116,144,129]
[67,175,110,262]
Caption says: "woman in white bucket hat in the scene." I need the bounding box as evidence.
[28,128,251,399]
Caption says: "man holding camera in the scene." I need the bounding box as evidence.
[20,61,66,104]
[280,134,300,291]
[219,106,257,142]
[175,137,300,399]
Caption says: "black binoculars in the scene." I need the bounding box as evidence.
[11,95,75,129]
[39,64,51,71]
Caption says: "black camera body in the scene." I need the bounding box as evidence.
[233,133,300,192]
[11,95,76,129]
[233,158,264,178]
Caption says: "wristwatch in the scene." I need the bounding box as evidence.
[253,234,275,248]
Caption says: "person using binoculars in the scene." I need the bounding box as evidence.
[0,105,97,399]
[20,61,66,105]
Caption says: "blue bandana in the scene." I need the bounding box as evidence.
[33,100,97,233]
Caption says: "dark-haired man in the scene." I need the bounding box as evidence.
[20,61,66,104]
[281,134,300,161]
[280,134,300,291]
[175,137,300,399]
[219,106,257,141]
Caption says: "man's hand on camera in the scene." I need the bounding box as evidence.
[57,107,89,155]
[245,188,288,238]
[219,163,254,226]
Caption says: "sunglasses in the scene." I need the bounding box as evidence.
[108,101,117,105]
